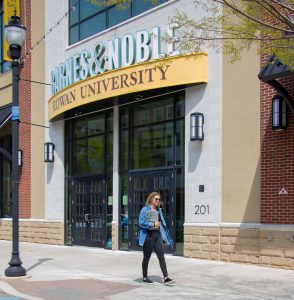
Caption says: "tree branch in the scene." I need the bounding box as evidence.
[214,0,293,33]
[268,0,294,13]
[179,35,293,43]
[259,0,294,32]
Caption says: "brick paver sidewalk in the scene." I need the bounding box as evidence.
[1,279,138,300]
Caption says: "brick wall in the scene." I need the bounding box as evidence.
[260,7,294,224]
[19,0,31,218]
[260,54,294,223]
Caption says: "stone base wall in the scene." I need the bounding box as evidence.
[112,221,119,250]
[0,219,64,245]
[184,225,294,270]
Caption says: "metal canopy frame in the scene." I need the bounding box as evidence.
[258,55,294,114]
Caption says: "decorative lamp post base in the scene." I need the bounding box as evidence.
[5,252,26,277]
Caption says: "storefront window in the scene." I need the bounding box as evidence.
[106,178,113,248]
[120,108,129,129]
[176,120,184,165]
[133,1,159,16]
[108,5,130,28]
[176,95,185,118]
[74,135,105,175]
[120,131,129,172]
[74,115,105,138]
[132,122,173,169]
[69,0,168,45]
[133,97,174,126]
[119,107,129,249]
[175,168,184,254]
[120,175,129,249]
[106,130,113,248]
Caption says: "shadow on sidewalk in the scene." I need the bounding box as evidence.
[134,275,164,284]
[26,258,53,272]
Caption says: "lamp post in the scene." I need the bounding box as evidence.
[4,14,26,277]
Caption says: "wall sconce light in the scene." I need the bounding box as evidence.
[272,95,287,131]
[190,112,204,141]
[44,142,55,162]
[18,150,22,167]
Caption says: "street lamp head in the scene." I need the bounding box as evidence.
[4,15,26,60]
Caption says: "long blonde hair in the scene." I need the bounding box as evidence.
[145,192,160,205]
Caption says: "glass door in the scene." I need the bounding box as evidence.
[72,176,106,247]
[128,169,175,252]
[65,111,113,248]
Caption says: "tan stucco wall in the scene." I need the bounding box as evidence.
[222,47,261,222]
[0,72,12,107]
[31,0,45,218]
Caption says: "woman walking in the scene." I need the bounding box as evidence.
[138,191,174,284]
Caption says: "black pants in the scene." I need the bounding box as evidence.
[142,230,168,278]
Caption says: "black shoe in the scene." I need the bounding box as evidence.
[143,277,153,283]
[163,277,175,284]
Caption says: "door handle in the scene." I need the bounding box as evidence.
[85,214,90,222]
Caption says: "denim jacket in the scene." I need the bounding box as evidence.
[137,205,174,247]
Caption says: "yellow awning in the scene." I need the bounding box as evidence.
[48,53,208,121]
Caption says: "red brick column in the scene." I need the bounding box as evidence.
[260,58,294,223]
[19,0,31,218]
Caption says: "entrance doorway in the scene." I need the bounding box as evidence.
[119,91,185,253]
[72,176,106,247]
[128,169,175,251]
[65,110,113,248]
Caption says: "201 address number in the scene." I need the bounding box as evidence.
[195,205,210,215]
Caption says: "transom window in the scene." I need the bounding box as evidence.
[69,0,168,45]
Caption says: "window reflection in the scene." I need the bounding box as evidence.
[74,116,105,138]
[176,120,184,165]
[80,0,104,19]
[134,98,173,126]
[75,136,105,175]
[69,0,168,45]
[108,5,130,27]
[133,122,173,169]
[80,14,106,40]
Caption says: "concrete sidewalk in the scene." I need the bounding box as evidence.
[0,240,294,300]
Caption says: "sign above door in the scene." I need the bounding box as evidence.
[48,53,207,121]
